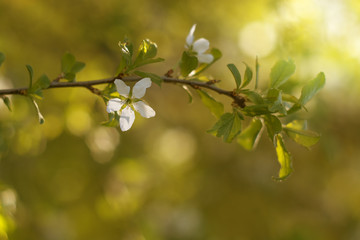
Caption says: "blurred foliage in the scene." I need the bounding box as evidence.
[1,0,360,239]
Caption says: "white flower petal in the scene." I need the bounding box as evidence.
[119,106,135,131]
[193,38,210,54]
[133,101,156,118]
[114,79,130,97]
[197,53,214,64]
[186,24,196,46]
[106,98,124,113]
[132,78,152,99]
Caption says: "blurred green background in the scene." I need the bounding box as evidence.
[1,0,360,239]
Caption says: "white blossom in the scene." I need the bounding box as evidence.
[185,24,214,64]
[107,78,155,131]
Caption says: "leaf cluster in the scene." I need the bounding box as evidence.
[116,39,164,86]
[206,59,325,180]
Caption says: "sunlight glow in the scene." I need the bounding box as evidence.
[238,22,277,58]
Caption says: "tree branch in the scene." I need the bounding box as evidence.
[0,76,246,107]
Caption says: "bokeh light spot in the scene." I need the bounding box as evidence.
[156,128,196,166]
[65,105,92,136]
[239,21,277,58]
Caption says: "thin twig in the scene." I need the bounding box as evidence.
[0,76,246,107]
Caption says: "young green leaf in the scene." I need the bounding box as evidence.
[2,96,12,111]
[136,39,157,60]
[263,114,282,143]
[180,51,198,77]
[242,104,270,117]
[190,48,222,76]
[284,128,320,148]
[241,62,253,88]
[64,72,76,82]
[134,70,163,86]
[284,120,320,148]
[61,52,76,73]
[270,59,296,88]
[118,40,133,66]
[102,112,119,127]
[299,72,325,106]
[227,63,241,89]
[28,74,51,99]
[132,58,164,69]
[35,74,51,89]
[0,52,5,67]
[132,39,161,69]
[196,89,224,118]
[26,64,34,88]
[237,118,263,150]
[71,61,86,74]
[287,72,325,114]
[240,89,264,104]
[274,134,293,181]
[208,111,243,143]
[282,93,299,104]
[211,48,222,61]
[266,88,287,115]
[286,119,307,130]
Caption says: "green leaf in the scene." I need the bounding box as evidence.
[274,134,293,181]
[2,96,12,111]
[136,39,157,59]
[287,72,325,114]
[133,39,160,68]
[35,74,51,89]
[240,90,264,104]
[71,61,86,74]
[28,74,50,99]
[270,59,296,88]
[0,52,5,67]
[189,48,222,76]
[286,119,307,130]
[102,112,119,127]
[227,63,241,89]
[32,99,45,124]
[266,88,287,115]
[64,72,76,82]
[196,89,224,118]
[263,114,282,143]
[237,118,263,150]
[208,112,243,143]
[118,40,133,66]
[61,52,76,73]
[284,120,320,148]
[242,104,270,116]
[115,56,127,75]
[26,64,34,88]
[132,57,164,69]
[101,83,117,99]
[241,62,253,88]
[282,93,299,104]
[299,72,325,106]
[180,51,198,77]
[28,89,43,100]
[134,70,163,86]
